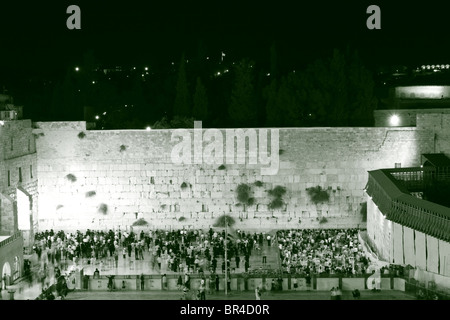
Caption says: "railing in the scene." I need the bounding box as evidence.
[0,231,22,249]
[386,167,435,191]
[366,170,450,242]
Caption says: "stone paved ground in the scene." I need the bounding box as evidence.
[62,288,415,300]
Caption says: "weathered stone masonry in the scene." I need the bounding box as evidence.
[32,115,449,232]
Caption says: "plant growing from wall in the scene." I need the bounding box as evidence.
[98,203,108,214]
[279,149,285,155]
[65,173,77,182]
[267,185,287,210]
[132,218,149,226]
[180,182,188,189]
[85,191,96,198]
[56,205,64,210]
[78,131,86,139]
[306,186,329,204]
[254,180,263,187]
[218,164,226,170]
[178,216,186,222]
[360,202,367,222]
[119,145,127,152]
[213,215,236,228]
[319,217,328,224]
[236,183,255,206]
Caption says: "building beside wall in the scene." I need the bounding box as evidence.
[0,117,38,287]
[365,153,450,289]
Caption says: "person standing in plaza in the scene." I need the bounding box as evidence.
[255,286,261,300]
[262,248,267,265]
[162,274,168,290]
[199,278,206,300]
[235,255,240,269]
[140,274,145,290]
[215,274,220,292]
[2,273,6,289]
[209,273,215,294]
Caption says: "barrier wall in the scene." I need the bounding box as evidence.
[81,274,398,292]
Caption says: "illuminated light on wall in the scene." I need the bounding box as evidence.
[146,127,151,131]
[95,115,99,120]
[0,120,4,126]
[395,85,450,99]
[426,65,431,69]
[75,67,79,71]
[145,67,148,71]
[389,114,400,126]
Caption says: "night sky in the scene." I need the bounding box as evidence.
[2,1,450,77]
[1,0,450,124]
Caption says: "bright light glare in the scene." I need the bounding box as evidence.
[389,114,400,126]
[95,115,99,120]
[146,126,151,131]
[75,67,79,71]
[145,67,148,71]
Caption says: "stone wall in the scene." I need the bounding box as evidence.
[0,120,38,237]
[34,120,436,232]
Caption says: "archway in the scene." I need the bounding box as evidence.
[2,262,11,287]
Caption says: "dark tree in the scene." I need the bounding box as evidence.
[193,77,208,122]
[228,59,257,127]
[173,53,191,117]
[298,48,377,126]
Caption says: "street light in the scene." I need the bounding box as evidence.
[389,114,400,126]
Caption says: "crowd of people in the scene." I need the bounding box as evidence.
[26,226,385,299]
[276,228,372,276]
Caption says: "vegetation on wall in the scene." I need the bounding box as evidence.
[218,164,226,170]
[268,185,287,210]
[213,215,236,228]
[236,183,255,206]
[132,218,148,226]
[178,216,186,222]
[180,182,188,189]
[65,173,77,182]
[319,217,328,224]
[119,144,127,152]
[254,180,263,187]
[306,186,329,204]
[78,131,86,139]
[98,203,108,214]
[85,190,96,197]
